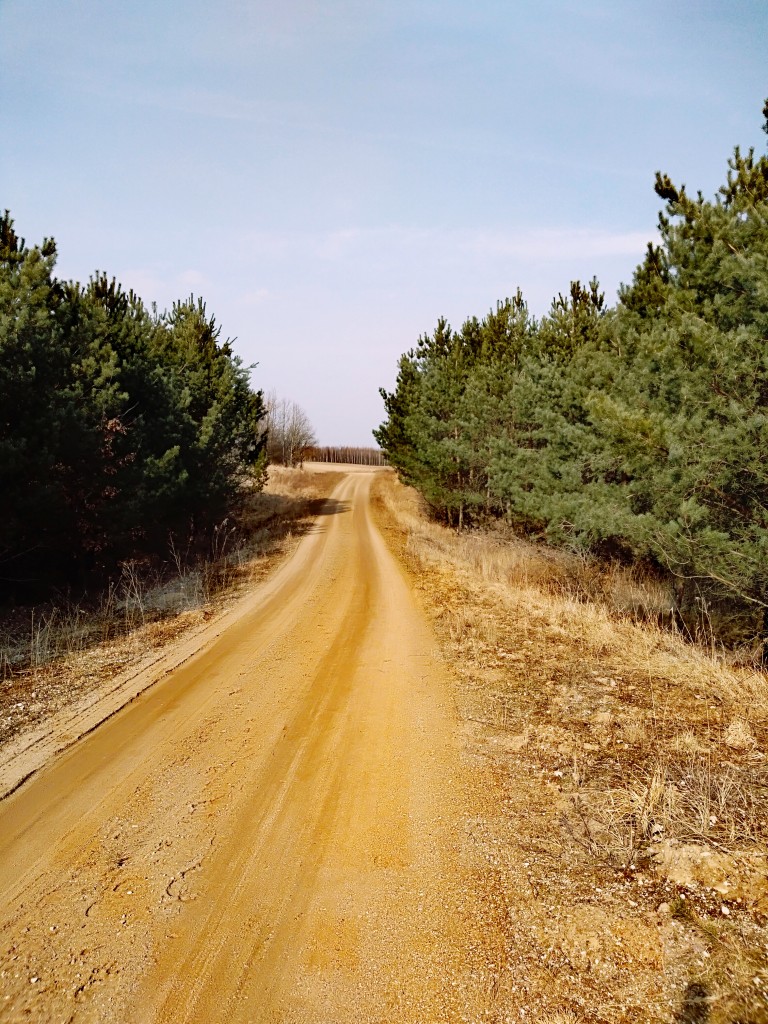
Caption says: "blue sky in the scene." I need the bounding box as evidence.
[1,0,766,444]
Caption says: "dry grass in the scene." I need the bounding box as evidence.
[0,466,344,752]
[373,472,768,1024]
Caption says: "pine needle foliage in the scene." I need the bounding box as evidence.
[376,100,768,642]
[0,217,266,595]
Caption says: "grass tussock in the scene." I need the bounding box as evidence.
[373,472,768,1024]
[0,466,344,751]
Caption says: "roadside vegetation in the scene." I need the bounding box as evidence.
[376,100,768,649]
[374,471,768,1023]
[374,99,768,1019]
[0,212,267,599]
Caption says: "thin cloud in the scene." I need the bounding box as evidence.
[241,224,657,265]
[241,287,270,306]
[466,227,659,261]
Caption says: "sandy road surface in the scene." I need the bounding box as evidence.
[0,470,500,1023]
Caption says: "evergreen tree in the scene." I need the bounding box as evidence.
[487,280,606,538]
[163,297,266,520]
[0,213,267,593]
[588,115,768,614]
[376,98,768,637]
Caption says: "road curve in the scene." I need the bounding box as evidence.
[0,470,491,1023]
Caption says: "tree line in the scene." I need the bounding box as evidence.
[376,101,768,638]
[305,446,386,466]
[0,213,266,596]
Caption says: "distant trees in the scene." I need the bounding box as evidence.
[305,446,386,466]
[376,99,768,637]
[0,213,266,594]
[262,391,317,466]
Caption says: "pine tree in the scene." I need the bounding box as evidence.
[0,214,267,593]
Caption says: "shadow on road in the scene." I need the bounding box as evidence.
[306,498,351,517]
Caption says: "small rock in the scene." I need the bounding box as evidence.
[724,718,755,750]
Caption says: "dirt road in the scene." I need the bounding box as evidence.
[0,470,500,1023]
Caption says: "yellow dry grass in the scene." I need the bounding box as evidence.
[373,471,768,1024]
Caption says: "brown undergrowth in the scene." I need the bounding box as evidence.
[372,472,768,1024]
[0,466,344,753]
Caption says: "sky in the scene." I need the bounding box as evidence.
[1,1,767,445]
